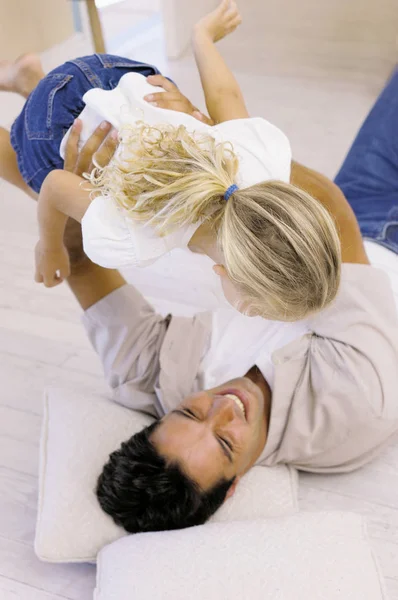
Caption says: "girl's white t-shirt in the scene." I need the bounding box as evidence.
[60,72,292,268]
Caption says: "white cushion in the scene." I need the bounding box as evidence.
[94,512,386,600]
[35,387,298,563]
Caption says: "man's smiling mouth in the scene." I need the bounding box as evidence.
[222,393,246,418]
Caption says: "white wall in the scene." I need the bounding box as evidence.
[0,0,75,59]
[161,0,398,70]
[161,0,218,58]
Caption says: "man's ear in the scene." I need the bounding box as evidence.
[224,476,241,501]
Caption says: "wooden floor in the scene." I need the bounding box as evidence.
[1,3,398,598]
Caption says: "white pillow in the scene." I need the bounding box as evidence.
[95,512,386,600]
[35,387,298,563]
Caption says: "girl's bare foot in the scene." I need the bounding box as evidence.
[0,54,45,98]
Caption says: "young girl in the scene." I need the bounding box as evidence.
[3,0,341,321]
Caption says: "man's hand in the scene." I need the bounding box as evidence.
[144,75,214,125]
[62,119,118,273]
[64,119,119,177]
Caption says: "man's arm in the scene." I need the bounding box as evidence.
[291,161,369,265]
[67,259,126,311]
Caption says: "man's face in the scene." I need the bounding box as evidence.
[151,376,268,492]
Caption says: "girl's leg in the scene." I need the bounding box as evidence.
[0,54,45,199]
[0,53,44,98]
[0,55,93,262]
[0,127,37,199]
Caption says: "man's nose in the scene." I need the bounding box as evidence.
[209,396,236,423]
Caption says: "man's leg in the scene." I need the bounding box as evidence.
[334,68,398,243]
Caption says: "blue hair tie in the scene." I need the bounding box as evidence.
[224,184,239,201]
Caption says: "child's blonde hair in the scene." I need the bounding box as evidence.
[90,122,341,321]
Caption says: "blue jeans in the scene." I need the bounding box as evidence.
[335,68,398,254]
[10,54,161,193]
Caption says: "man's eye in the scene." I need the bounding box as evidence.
[183,408,199,419]
[220,437,233,452]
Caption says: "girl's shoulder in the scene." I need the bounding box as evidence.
[213,117,292,186]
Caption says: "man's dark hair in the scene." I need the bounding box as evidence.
[96,421,235,533]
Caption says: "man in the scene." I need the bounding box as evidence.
[59,71,398,535]
[2,57,398,535]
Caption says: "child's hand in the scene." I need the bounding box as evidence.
[34,241,70,287]
[194,0,242,43]
[144,75,214,124]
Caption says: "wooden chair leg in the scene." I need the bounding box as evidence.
[85,0,106,53]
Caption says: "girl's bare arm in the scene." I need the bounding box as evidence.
[35,170,93,287]
[192,1,248,123]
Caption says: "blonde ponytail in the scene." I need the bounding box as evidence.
[220,182,341,320]
[89,122,341,321]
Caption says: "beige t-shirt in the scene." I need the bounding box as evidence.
[82,263,398,474]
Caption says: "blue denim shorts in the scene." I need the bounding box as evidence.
[334,67,398,254]
[10,54,161,193]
